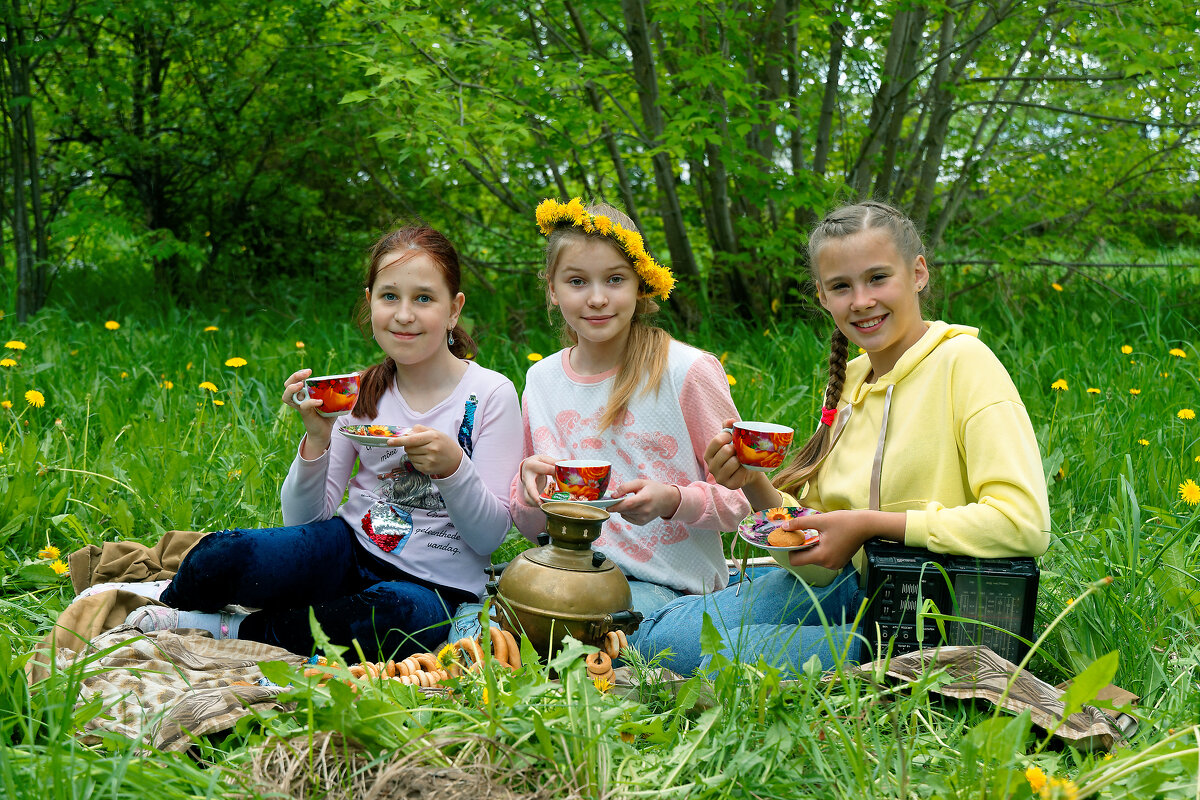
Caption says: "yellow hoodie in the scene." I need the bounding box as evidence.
[803,321,1051,565]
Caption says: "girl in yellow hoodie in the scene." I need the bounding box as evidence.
[635,200,1050,675]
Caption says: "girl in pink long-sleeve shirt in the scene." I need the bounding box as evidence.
[512,199,750,617]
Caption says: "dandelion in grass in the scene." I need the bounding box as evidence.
[436,643,458,669]
[104,320,120,330]
[1025,766,1047,793]
[1180,480,1200,506]
[727,373,736,386]
[719,351,728,365]
[37,544,60,560]
[25,390,44,408]
[771,297,782,312]
[1051,379,1068,391]
[120,371,128,379]
[1169,348,1187,358]
[0,440,4,454]
[527,353,543,362]
[199,381,218,393]
[592,676,613,693]
[1086,387,1100,395]
[1051,283,1063,292]
[225,357,247,368]
[5,340,26,350]
[1047,776,1080,800]
[1161,372,1169,378]
[213,399,225,406]
[204,325,218,332]
[296,341,305,349]
[0,358,15,368]
[186,362,192,371]
[50,560,68,576]
[1137,439,1149,446]
[1,400,10,409]
[1129,389,1141,395]
[228,469,242,481]
[161,380,174,390]
[1179,409,1195,420]
[1120,345,1132,354]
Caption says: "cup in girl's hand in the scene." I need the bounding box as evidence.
[293,372,360,417]
[554,460,612,501]
[723,421,794,472]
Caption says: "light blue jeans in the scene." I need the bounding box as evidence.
[630,565,864,676]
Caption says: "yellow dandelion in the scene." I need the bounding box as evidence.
[1048,776,1079,800]
[296,341,305,349]
[203,325,218,332]
[213,399,225,406]
[161,380,174,390]
[726,373,736,386]
[592,676,613,693]
[1086,387,1100,395]
[1051,379,1068,391]
[1120,345,1132,354]
[1067,597,1075,606]
[104,320,120,330]
[1180,479,1200,506]
[227,468,242,480]
[1137,438,1149,446]
[1169,348,1187,358]
[25,390,44,408]
[527,353,543,362]
[771,297,782,312]
[1025,765,1047,793]
[0,358,16,368]
[120,371,128,379]
[1129,388,1141,395]
[763,329,773,338]
[186,362,192,371]
[1,400,11,409]
[37,545,61,560]
[1051,283,1063,292]
[4,340,26,350]
[225,357,247,368]
[198,381,218,392]
[1178,409,1195,420]
[0,441,3,454]
[436,643,458,668]
[857,346,866,354]
[50,560,69,576]
[1161,372,1169,378]
[718,351,728,364]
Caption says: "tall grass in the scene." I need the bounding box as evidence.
[1,260,1198,797]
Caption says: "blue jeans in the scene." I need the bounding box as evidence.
[630,565,864,676]
[160,517,471,662]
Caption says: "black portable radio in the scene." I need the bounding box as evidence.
[859,539,1040,663]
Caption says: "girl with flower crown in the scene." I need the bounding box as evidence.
[507,198,752,623]
[632,200,1051,676]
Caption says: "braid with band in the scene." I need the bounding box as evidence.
[774,327,850,498]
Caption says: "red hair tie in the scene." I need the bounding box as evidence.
[820,407,837,427]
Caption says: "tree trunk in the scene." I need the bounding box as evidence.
[874,6,926,198]
[620,0,699,280]
[3,5,38,320]
[812,12,844,181]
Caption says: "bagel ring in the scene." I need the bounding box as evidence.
[499,629,521,669]
[585,650,612,675]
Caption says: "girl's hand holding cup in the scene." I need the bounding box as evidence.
[519,455,558,506]
[705,418,789,511]
[283,368,336,458]
[389,425,463,479]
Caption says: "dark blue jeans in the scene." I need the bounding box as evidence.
[160,517,471,662]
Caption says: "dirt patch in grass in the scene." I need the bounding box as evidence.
[236,731,565,800]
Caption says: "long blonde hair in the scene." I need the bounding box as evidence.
[542,202,672,432]
[774,201,927,498]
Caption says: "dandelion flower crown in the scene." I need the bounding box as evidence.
[535,197,675,300]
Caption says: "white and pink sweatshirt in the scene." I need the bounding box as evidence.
[510,341,750,594]
[282,361,523,599]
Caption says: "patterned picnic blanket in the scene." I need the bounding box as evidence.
[41,625,304,752]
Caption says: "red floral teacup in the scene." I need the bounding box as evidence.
[724,421,794,472]
[293,372,360,417]
[554,460,612,501]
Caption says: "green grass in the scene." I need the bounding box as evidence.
[1,262,1199,798]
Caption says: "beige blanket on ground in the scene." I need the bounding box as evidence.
[42,626,303,752]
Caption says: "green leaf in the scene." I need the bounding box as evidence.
[1059,650,1119,719]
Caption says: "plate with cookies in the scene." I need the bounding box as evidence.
[737,507,820,551]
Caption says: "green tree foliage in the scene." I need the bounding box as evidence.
[345,0,1199,314]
